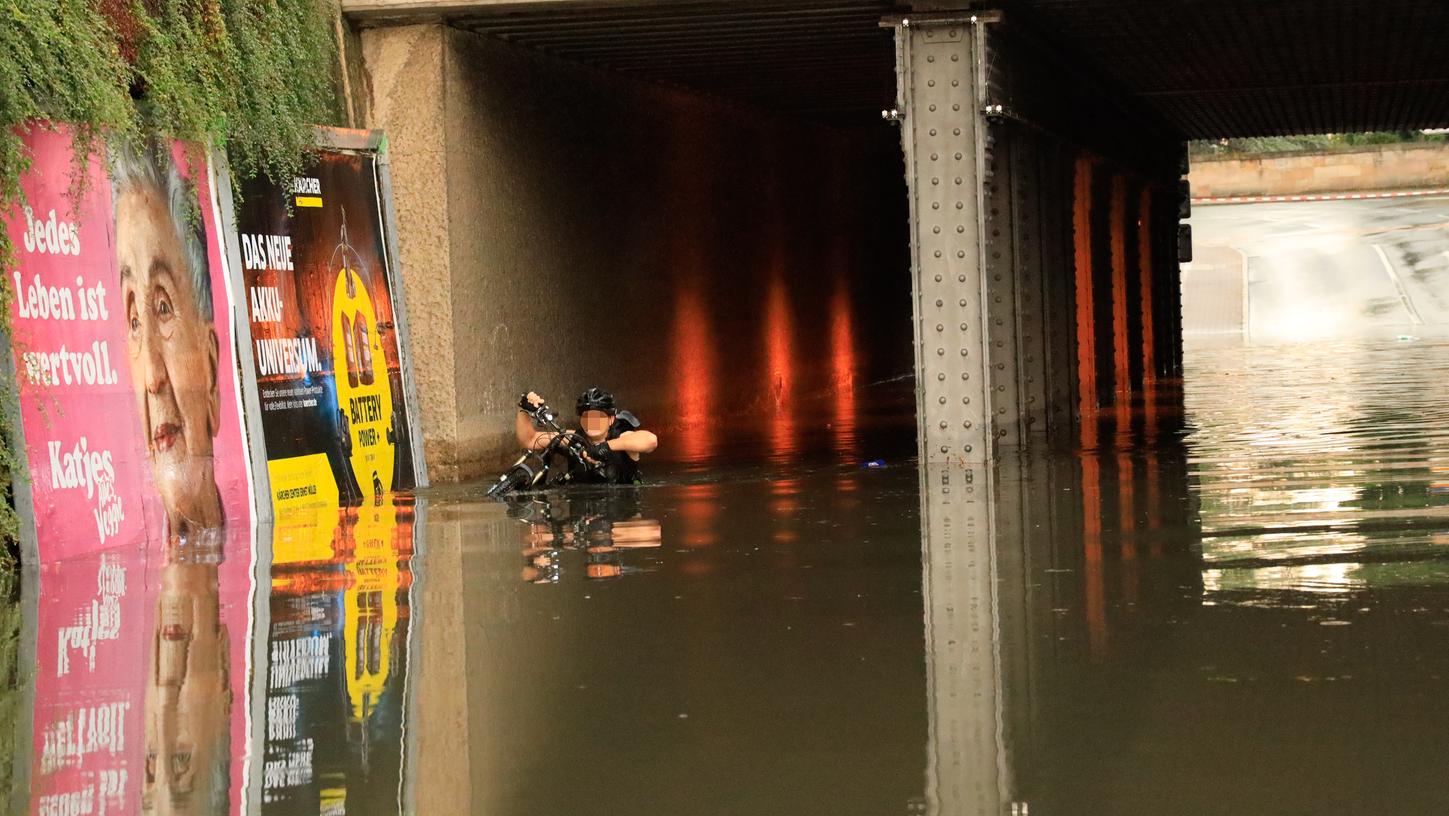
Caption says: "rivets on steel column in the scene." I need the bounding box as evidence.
[952,54,960,62]
[936,323,944,331]
[956,225,965,233]
[938,396,947,405]
[953,127,961,135]
[939,421,948,429]
[961,372,970,380]
[940,445,949,454]
[955,177,963,185]
[927,79,936,87]
[964,444,973,453]
[960,322,968,330]
[951,79,959,87]
[958,299,967,307]
[952,104,960,111]
[935,298,944,307]
[957,251,965,259]
[931,152,939,161]
[933,226,941,234]
[937,372,946,381]
[936,348,945,356]
[955,152,963,160]
[932,177,940,185]
[958,274,966,282]
[956,202,964,209]
[927,55,936,63]
[932,202,941,210]
[960,348,968,356]
[929,104,937,112]
[934,272,942,279]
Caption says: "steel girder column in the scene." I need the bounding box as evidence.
[985,125,1024,446]
[889,11,1004,463]
[1040,140,1078,447]
[1007,127,1050,438]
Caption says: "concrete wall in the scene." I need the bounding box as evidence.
[1190,143,1449,198]
[359,23,910,480]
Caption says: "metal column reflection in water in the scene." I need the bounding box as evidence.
[889,12,1001,463]
[919,461,1007,813]
[920,457,1048,815]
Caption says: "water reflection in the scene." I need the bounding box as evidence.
[506,488,663,583]
[19,338,1449,813]
[144,541,232,815]
[22,502,417,815]
[257,501,415,814]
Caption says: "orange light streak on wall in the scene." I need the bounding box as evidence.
[1074,156,1099,447]
[830,277,858,458]
[765,274,796,457]
[1138,186,1157,385]
[1110,174,1130,396]
[672,283,715,464]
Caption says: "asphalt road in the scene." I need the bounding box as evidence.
[1183,196,1449,345]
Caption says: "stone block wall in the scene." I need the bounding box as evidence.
[1191,143,1449,198]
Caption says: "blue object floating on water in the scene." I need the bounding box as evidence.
[861,459,886,469]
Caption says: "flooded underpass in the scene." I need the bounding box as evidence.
[15,197,1449,814]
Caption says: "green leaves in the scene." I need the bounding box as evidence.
[0,0,341,562]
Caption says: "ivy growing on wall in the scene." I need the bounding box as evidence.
[0,0,342,564]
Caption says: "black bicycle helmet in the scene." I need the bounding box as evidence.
[576,387,617,415]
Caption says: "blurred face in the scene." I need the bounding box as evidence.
[581,409,612,442]
[117,185,222,532]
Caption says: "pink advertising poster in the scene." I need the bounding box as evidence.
[5,126,254,557]
[6,126,257,812]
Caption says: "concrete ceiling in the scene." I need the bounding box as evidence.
[345,0,1449,137]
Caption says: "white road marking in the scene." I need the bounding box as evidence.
[1233,246,1252,345]
[1371,243,1424,325]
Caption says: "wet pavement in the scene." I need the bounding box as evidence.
[1185,195,1449,344]
[13,197,1449,814]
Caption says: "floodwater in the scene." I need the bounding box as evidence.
[13,198,1449,815]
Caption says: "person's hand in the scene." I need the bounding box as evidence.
[588,441,612,462]
[519,391,546,411]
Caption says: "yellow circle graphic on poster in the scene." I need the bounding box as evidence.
[330,212,395,500]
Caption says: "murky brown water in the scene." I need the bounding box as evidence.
[15,193,1449,813]
[14,335,1449,815]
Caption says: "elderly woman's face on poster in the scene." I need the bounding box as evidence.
[115,170,223,533]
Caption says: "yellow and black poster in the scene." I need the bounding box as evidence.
[234,143,419,510]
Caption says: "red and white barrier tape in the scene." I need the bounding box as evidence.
[1193,189,1449,205]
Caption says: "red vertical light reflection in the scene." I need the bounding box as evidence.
[765,275,796,457]
[1073,155,1099,450]
[1082,453,1107,657]
[678,482,720,548]
[672,283,714,464]
[830,277,858,459]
